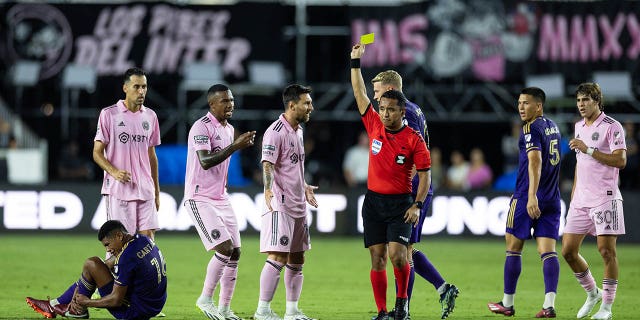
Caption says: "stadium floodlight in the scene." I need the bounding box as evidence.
[61,64,97,139]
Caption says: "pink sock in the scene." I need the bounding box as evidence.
[602,278,618,304]
[575,269,597,292]
[202,253,230,297]
[259,259,284,302]
[218,259,238,306]
[284,264,304,302]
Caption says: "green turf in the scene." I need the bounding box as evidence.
[2,234,639,319]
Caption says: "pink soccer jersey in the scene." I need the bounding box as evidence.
[95,100,161,201]
[571,112,626,208]
[184,112,234,201]
[261,114,307,218]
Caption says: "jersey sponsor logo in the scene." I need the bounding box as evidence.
[279,235,289,246]
[396,154,406,164]
[118,132,149,144]
[142,121,150,131]
[290,153,300,164]
[592,132,599,141]
[372,139,382,155]
[211,229,221,240]
[194,135,209,145]
[118,121,125,127]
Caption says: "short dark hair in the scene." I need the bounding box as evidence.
[381,89,407,109]
[207,83,230,96]
[521,87,546,104]
[282,84,312,108]
[123,67,146,84]
[576,82,604,110]
[98,220,128,241]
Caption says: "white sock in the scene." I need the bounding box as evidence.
[50,298,60,306]
[588,288,600,297]
[257,300,271,313]
[543,292,556,309]
[600,302,612,312]
[197,295,212,305]
[286,300,299,314]
[436,283,448,295]
[502,294,514,307]
[218,304,229,312]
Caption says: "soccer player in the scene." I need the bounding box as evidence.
[93,67,161,241]
[26,220,167,319]
[488,87,562,318]
[562,83,627,320]
[184,84,256,320]
[350,44,431,320]
[370,70,459,319]
[254,84,318,320]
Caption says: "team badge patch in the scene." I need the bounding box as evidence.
[592,132,599,141]
[279,236,289,246]
[142,121,150,131]
[371,139,382,155]
[211,229,221,240]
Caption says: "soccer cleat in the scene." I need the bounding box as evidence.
[63,309,89,319]
[26,297,56,319]
[590,310,612,320]
[577,288,602,318]
[283,310,317,320]
[196,301,225,320]
[254,309,282,320]
[219,308,242,320]
[439,284,460,319]
[52,303,69,317]
[535,307,556,318]
[154,311,167,317]
[393,298,409,320]
[373,310,389,320]
[488,301,515,316]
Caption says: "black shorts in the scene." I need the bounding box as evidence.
[362,190,413,247]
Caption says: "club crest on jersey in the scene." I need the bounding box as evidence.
[211,229,221,240]
[592,132,599,141]
[142,121,150,131]
[371,139,382,155]
[280,236,289,246]
[396,154,406,164]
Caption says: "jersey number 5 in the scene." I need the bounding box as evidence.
[549,139,560,166]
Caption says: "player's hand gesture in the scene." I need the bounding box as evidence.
[526,195,541,219]
[351,44,365,59]
[234,131,257,150]
[404,205,420,225]
[264,188,274,212]
[569,138,587,153]
[111,169,132,183]
[305,184,318,208]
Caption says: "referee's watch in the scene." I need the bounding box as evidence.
[413,201,423,209]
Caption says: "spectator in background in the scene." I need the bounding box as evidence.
[467,148,493,190]
[501,119,521,173]
[57,140,94,181]
[343,131,369,187]
[620,121,638,189]
[430,147,444,190]
[446,150,469,191]
[0,117,16,149]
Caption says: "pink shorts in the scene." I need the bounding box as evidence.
[184,199,241,251]
[260,211,311,253]
[565,200,625,236]
[105,195,158,234]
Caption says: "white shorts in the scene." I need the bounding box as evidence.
[565,200,625,236]
[184,199,241,251]
[105,195,158,234]
[260,211,311,253]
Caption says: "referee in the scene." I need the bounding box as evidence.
[350,43,431,320]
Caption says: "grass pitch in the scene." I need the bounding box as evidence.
[2,234,639,319]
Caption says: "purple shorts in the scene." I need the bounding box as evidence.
[505,197,561,240]
[409,194,433,243]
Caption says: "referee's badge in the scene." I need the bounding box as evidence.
[371,139,382,155]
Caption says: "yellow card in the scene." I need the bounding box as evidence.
[360,33,375,44]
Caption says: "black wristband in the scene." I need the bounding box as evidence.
[350,58,361,68]
[414,200,423,209]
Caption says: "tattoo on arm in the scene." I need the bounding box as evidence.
[263,162,274,189]
[197,145,237,170]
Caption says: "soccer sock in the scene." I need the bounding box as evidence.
[284,263,304,312]
[541,252,559,308]
[259,259,284,303]
[56,283,78,304]
[370,269,388,312]
[394,262,411,299]
[412,248,445,290]
[218,259,238,307]
[202,252,230,298]
[503,251,522,307]
[76,274,96,297]
[602,278,617,306]
[407,260,415,304]
[543,292,556,309]
[575,268,597,294]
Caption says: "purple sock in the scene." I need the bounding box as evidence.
[541,252,559,293]
[57,283,78,304]
[504,251,522,294]
[76,274,96,297]
[407,262,415,304]
[412,248,445,290]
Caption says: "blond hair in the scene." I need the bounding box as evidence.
[371,70,403,91]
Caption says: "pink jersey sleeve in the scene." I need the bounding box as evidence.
[95,109,110,143]
[261,128,280,164]
[189,121,211,152]
[149,110,161,147]
[608,121,626,151]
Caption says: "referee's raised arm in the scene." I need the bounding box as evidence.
[350,44,371,116]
